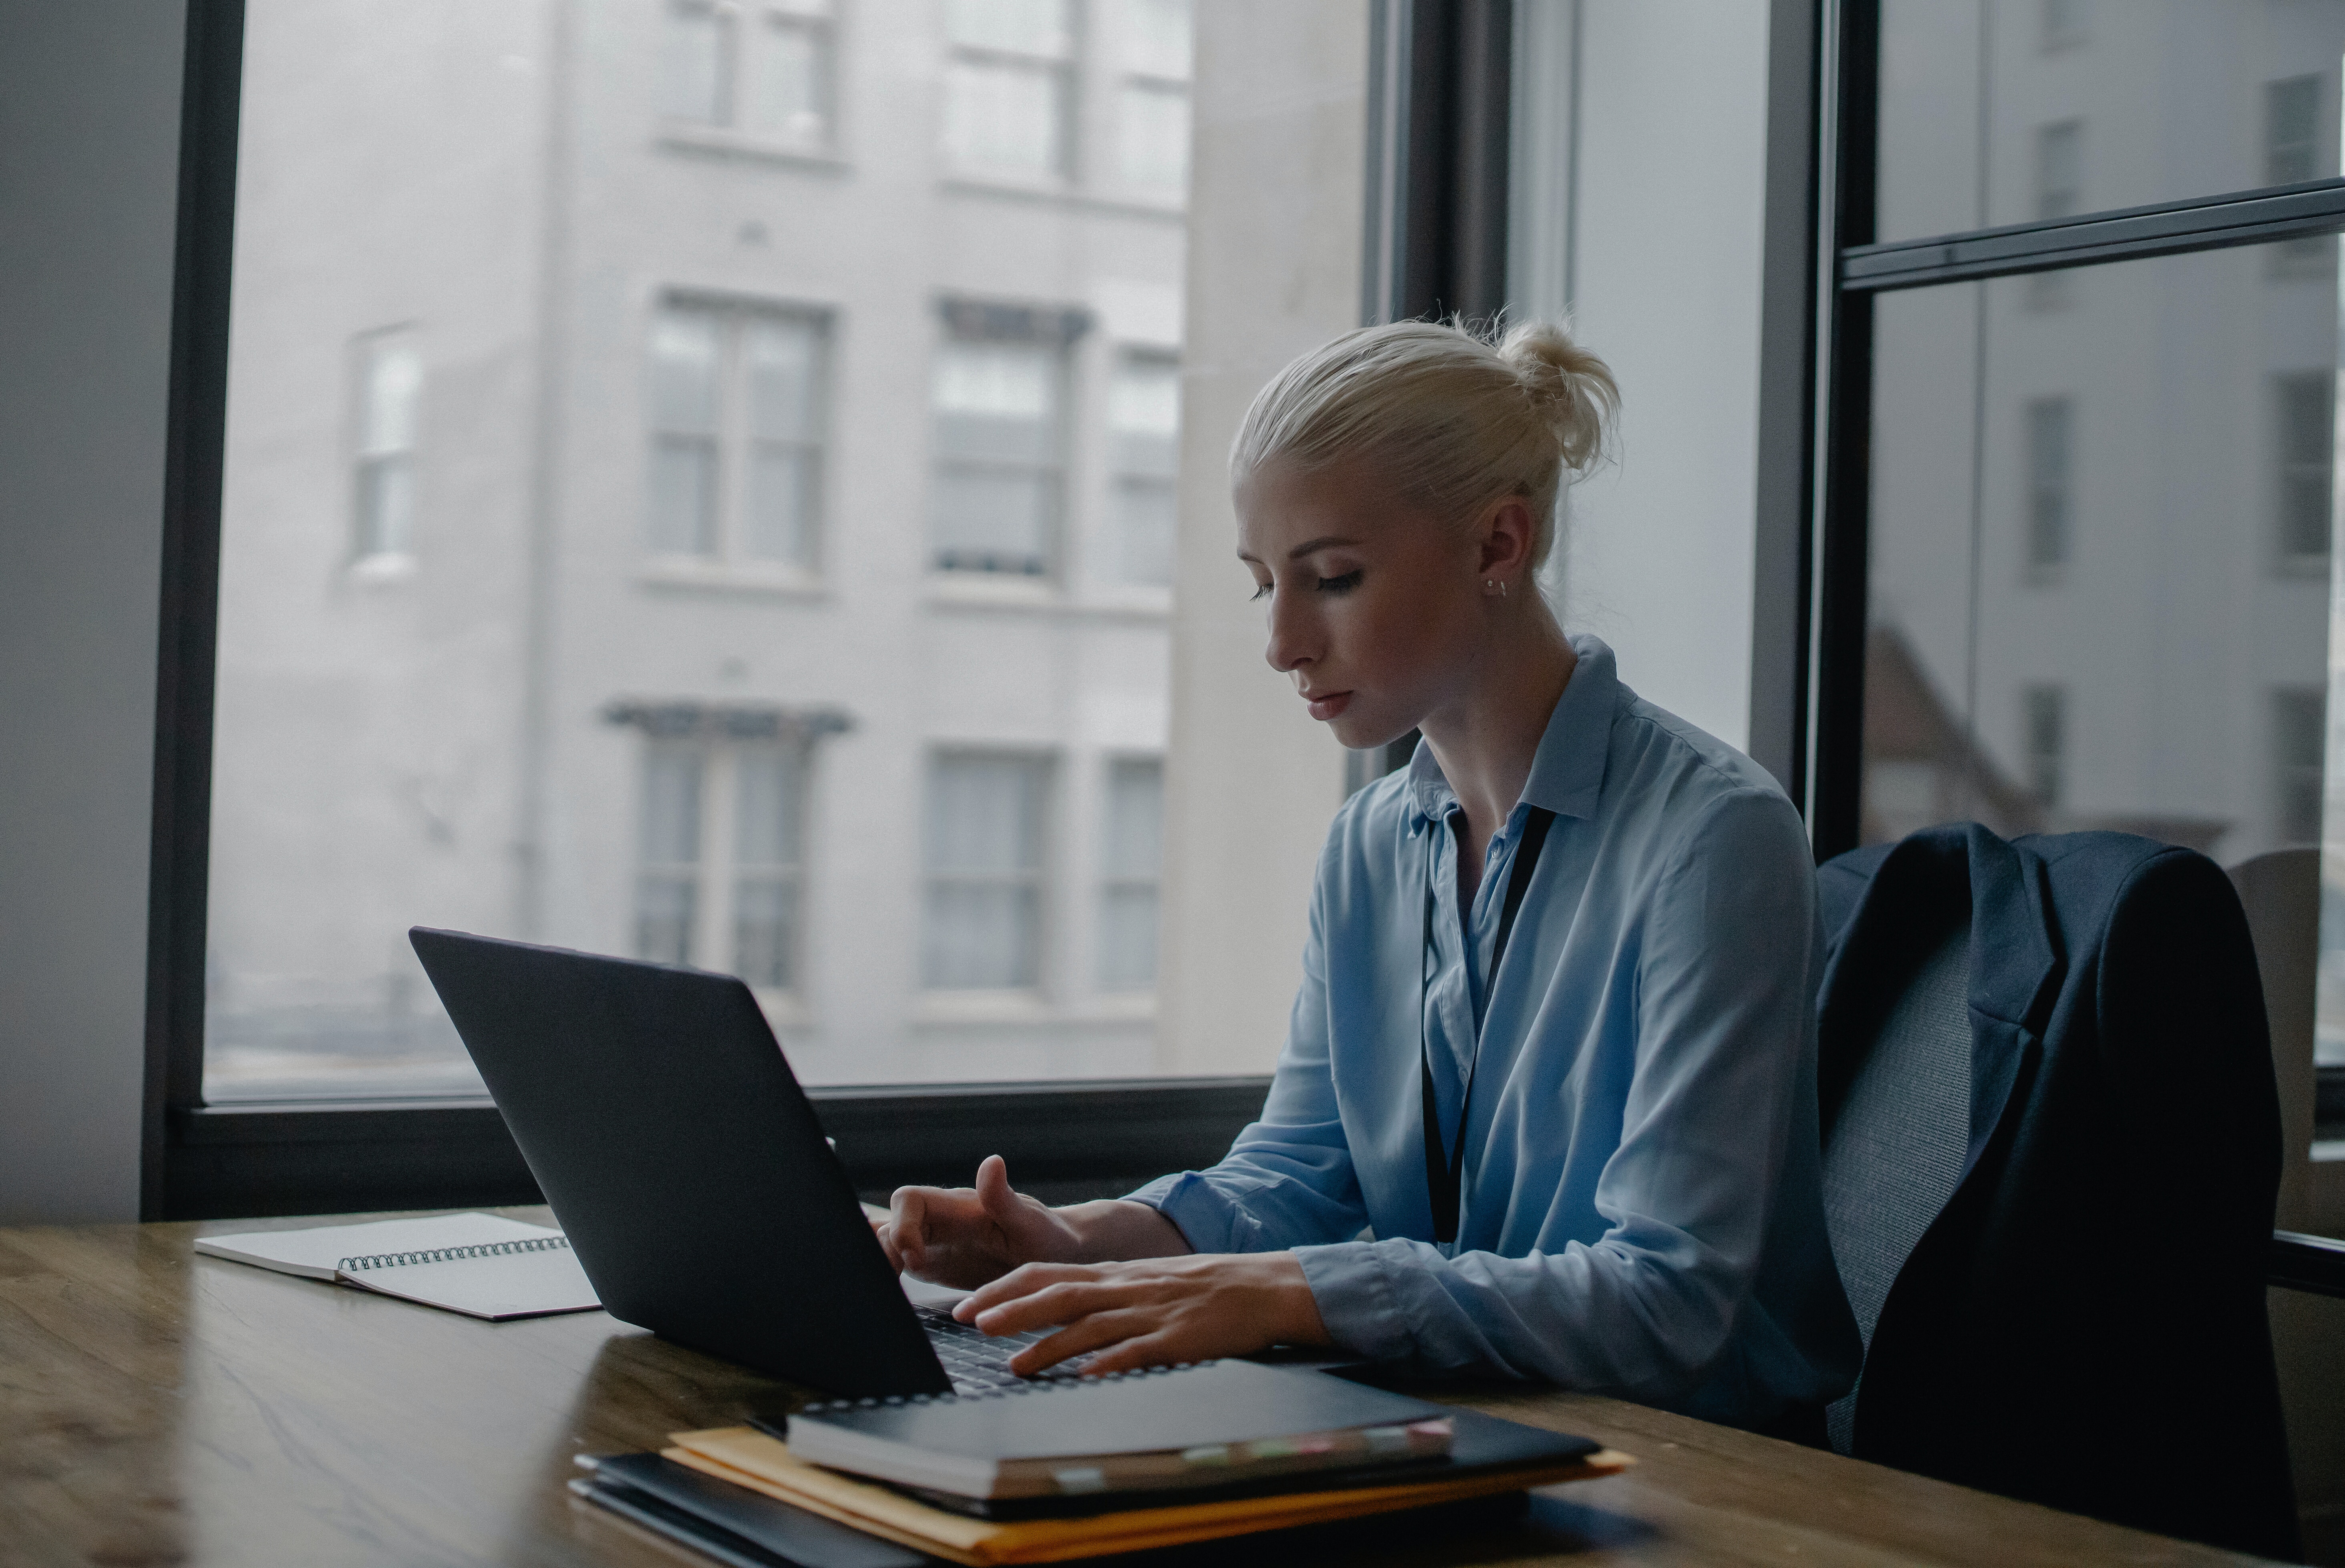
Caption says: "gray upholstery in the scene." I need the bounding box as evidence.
[1821,921,1971,1455]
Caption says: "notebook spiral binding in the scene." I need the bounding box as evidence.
[336,1235,573,1273]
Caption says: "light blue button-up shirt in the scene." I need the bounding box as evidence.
[1129,636,1859,1428]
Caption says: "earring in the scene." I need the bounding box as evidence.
[1486,578,1506,599]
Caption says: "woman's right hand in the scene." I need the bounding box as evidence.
[878,1154,1090,1289]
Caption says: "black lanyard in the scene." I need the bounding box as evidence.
[1420,805,1556,1245]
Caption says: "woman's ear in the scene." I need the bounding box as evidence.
[1476,496,1537,580]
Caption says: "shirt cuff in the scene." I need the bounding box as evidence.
[1293,1240,1416,1363]
[1122,1171,1238,1254]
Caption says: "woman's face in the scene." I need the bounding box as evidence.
[1233,457,1493,751]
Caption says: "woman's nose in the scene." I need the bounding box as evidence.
[1263,588,1315,674]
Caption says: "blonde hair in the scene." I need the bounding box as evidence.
[1229,318,1618,571]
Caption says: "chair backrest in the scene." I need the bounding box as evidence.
[1819,915,1970,1455]
[2225,846,2317,1233]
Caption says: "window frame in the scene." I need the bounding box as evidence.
[145,0,1500,1217]
[643,292,833,581]
[1799,0,2345,1152]
[656,0,842,159]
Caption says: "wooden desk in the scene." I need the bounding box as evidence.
[1,1210,2266,1566]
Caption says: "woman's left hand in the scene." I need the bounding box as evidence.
[953,1252,1331,1376]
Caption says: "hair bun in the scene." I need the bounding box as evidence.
[1500,320,1618,473]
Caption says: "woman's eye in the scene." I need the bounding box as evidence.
[1249,581,1272,602]
[1316,571,1363,595]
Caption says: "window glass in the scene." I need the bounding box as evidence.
[1119,82,1190,193]
[1098,757,1163,989]
[732,743,807,988]
[635,742,704,966]
[747,8,834,147]
[942,59,1068,177]
[943,0,1071,58]
[353,329,421,560]
[924,754,1048,990]
[660,1,727,124]
[743,314,826,566]
[201,0,1359,1098]
[1874,1,2345,245]
[648,306,723,555]
[1119,0,1192,78]
[1108,353,1179,586]
[1856,237,2340,1075]
[932,336,1062,575]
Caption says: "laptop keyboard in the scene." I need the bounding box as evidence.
[917,1305,1094,1393]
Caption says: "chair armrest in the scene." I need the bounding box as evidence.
[2270,1230,2345,1298]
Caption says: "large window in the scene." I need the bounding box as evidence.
[192,0,1373,1116]
[1825,0,2345,1161]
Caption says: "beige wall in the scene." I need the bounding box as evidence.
[1155,2,1367,1077]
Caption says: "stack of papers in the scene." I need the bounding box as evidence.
[573,1407,1629,1566]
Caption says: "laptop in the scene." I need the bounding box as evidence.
[408,926,1090,1397]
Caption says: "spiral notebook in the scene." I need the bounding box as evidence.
[193,1211,602,1321]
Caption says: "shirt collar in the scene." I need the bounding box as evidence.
[1405,633,1620,828]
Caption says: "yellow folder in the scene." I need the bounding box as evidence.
[664,1425,1632,1566]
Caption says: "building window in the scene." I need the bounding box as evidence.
[2025,121,2084,308]
[1107,352,1180,586]
[2277,371,2336,574]
[633,737,809,989]
[647,300,828,569]
[2268,74,2321,185]
[2023,396,2074,577]
[353,328,421,560]
[2040,0,2087,50]
[1097,756,1163,990]
[941,0,1074,179]
[2023,685,2066,809]
[924,752,1049,990]
[2035,120,2083,221]
[660,0,836,150]
[635,741,705,966]
[930,320,1067,577]
[2267,76,2331,272]
[2275,689,2327,845]
[1115,0,1191,195]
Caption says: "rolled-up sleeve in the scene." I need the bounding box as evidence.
[1127,842,1371,1255]
[1292,789,1820,1402]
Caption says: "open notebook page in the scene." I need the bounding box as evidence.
[337,1241,600,1320]
[195,1212,562,1281]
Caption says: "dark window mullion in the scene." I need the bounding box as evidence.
[1842,177,2345,293]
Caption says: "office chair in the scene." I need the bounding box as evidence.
[2229,848,2345,1562]
[1813,824,2313,1561]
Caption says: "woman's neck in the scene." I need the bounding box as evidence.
[1418,608,1577,864]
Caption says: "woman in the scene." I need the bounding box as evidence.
[878,319,1859,1433]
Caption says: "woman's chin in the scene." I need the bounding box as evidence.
[1326,714,1414,754]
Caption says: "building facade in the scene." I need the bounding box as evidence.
[206,0,1197,1094]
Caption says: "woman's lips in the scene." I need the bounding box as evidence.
[1304,691,1353,721]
